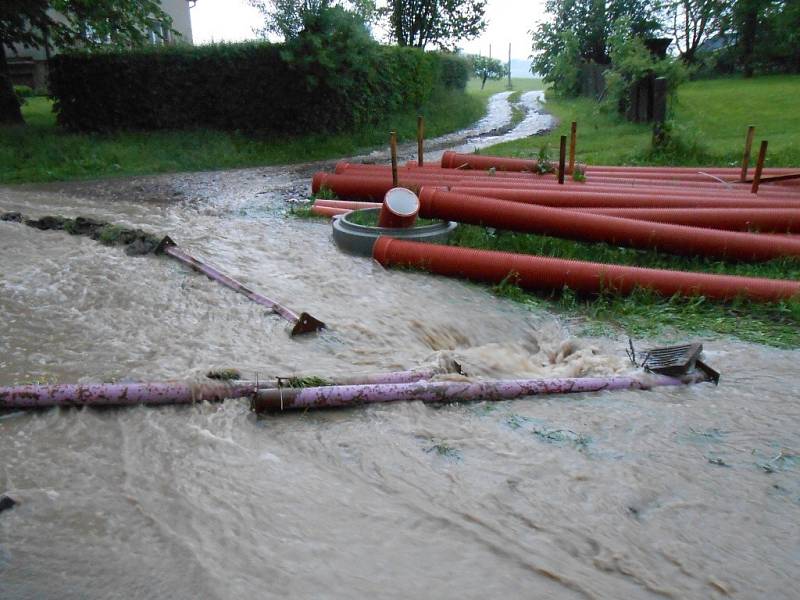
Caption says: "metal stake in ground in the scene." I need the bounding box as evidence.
[155,237,325,336]
[390,130,399,187]
[740,125,755,182]
[751,140,768,194]
[558,135,567,184]
[417,116,425,167]
[568,121,577,175]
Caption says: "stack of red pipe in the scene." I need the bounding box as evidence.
[309,152,800,301]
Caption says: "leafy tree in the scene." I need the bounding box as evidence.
[602,18,688,114]
[531,0,660,88]
[248,0,376,40]
[727,0,799,77]
[472,55,507,89]
[0,0,173,124]
[384,0,487,50]
[664,0,729,64]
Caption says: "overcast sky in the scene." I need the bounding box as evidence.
[190,0,547,62]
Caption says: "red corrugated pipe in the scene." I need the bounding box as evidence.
[440,151,798,178]
[373,237,800,302]
[378,188,420,228]
[571,207,800,232]
[311,205,349,218]
[441,151,540,171]
[314,199,378,210]
[447,186,800,209]
[417,188,800,261]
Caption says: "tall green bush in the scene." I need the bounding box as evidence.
[601,19,688,115]
[49,10,468,134]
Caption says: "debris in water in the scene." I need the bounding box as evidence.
[206,368,243,381]
[0,495,17,514]
[5,212,162,256]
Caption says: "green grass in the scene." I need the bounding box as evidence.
[465,76,544,103]
[447,225,800,347]
[454,75,800,347]
[1,87,485,184]
[484,74,800,167]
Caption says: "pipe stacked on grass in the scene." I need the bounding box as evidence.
[417,188,800,261]
[372,237,800,302]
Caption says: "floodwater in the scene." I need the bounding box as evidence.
[1,93,799,599]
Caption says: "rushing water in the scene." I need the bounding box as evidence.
[1,94,799,599]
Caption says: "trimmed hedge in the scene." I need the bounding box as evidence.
[50,41,470,134]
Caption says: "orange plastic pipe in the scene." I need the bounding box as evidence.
[441,151,540,171]
[340,162,537,179]
[332,166,798,197]
[314,199,377,210]
[449,177,799,197]
[373,237,800,302]
[314,173,447,200]
[441,151,797,177]
[572,207,800,232]
[418,188,800,261]
[447,186,800,209]
[310,205,348,218]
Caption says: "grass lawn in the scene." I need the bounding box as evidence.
[484,74,800,167]
[450,74,800,347]
[1,86,488,184]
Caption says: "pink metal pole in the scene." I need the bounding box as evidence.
[0,381,256,409]
[156,237,325,336]
[252,373,700,412]
[0,368,448,410]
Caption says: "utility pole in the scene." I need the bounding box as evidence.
[507,43,512,89]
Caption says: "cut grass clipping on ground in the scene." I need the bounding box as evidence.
[448,225,800,348]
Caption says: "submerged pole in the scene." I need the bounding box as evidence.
[156,237,325,336]
[0,381,256,409]
[0,367,454,410]
[252,373,703,413]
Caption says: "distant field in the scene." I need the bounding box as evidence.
[484,74,800,168]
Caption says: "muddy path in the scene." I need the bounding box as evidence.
[1,91,799,600]
[10,90,554,207]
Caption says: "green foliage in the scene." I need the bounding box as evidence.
[733,0,800,76]
[471,55,507,89]
[546,30,583,96]
[436,52,471,89]
[531,0,660,82]
[13,85,33,98]
[385,0,487,49]
[12,85,31,106]
[601,20,689,114]
[2,86,483,183]
[49,21,462,134]
[248,0,377,40]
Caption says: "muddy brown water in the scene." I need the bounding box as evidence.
[1,94,799,599]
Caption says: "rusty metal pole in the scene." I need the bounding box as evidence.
[568,121,577,175]
[390,131,398,187]
[751,140,768,194]
[740,125,756,182]
[417,117,424,167]
[155,237,325,336]
[558,135,567,184]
